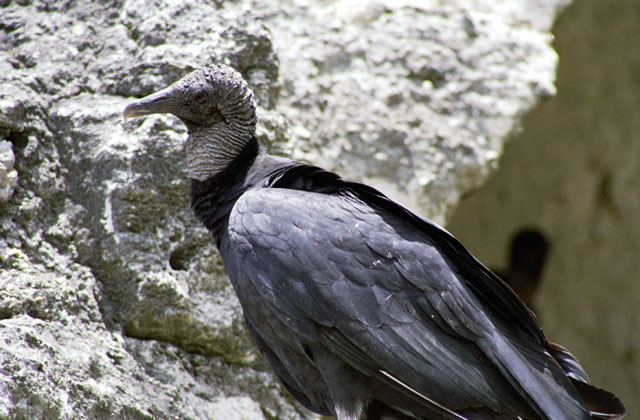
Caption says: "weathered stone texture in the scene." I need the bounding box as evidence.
[0,140,18,203]
[0,0,565,418]
[262,0,564,222]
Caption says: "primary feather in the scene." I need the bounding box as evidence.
[124,64,625,420]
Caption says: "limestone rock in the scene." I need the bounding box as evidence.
[262,0,563,222]
[0,0,566,418]
[0,140,18,203]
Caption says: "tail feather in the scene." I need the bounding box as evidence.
[546,341,626,419]
[570,379,626,419]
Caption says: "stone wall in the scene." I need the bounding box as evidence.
[0,0,567,418]
[448,0,640,417]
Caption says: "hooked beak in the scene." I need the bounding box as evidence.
[123,85,177,121]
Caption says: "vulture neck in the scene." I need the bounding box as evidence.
[189,135,261,242]
[186,121,255,181]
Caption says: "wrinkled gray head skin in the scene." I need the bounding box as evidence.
[124,64,258,180]
[124,64,256,129]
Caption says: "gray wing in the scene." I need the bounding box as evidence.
[224,188,589,420]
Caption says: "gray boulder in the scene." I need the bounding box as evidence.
[0,0,565,418]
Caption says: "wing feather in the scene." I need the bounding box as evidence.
[224,187,589,419]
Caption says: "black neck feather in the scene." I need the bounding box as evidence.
[190,136,260,243]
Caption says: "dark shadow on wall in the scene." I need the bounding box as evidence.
[491,228,549,313]
[446,0,640,417]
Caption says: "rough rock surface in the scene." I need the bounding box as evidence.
[0,0,565,418]
[263,0,565,221]
[0,140,18,203]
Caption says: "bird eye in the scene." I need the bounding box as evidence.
[194,92,207,104]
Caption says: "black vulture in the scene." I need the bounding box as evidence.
[123,64,625,420]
